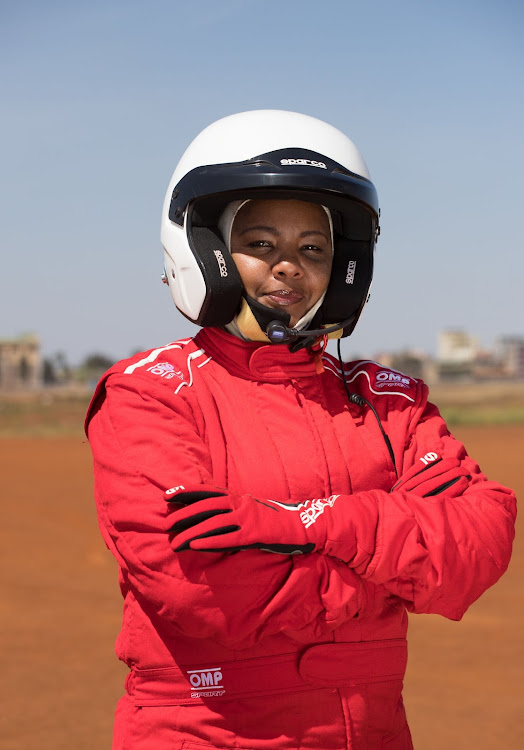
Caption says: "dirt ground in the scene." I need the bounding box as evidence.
[1,426,522,749]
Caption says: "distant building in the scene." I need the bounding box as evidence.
[438,330,479,363]
[0,333,41,390]
[496,337,524,380]
[471,348,508,381]
[437,330,480,381]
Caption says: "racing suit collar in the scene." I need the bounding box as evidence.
[195,327,323,382]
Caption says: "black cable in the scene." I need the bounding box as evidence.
[337,339,398,478]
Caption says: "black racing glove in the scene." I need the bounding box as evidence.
[165,483,355,557]
[391,455,471,497]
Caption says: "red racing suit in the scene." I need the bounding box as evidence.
[86,326,516,750]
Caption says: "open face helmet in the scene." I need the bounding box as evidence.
[161,110,379,341]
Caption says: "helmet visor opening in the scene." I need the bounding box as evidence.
[190,188,375,244]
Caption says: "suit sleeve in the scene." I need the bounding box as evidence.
[87,374,366,648]
[331,382,516,620]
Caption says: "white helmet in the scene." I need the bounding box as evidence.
[161,110,379,340]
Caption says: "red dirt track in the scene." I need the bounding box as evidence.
[1,426,522,749]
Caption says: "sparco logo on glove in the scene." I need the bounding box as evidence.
[300,495,340,528]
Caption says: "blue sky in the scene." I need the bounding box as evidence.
[1,0,522,363]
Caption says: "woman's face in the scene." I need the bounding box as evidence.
[230,199,333,328]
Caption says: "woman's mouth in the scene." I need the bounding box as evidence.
[264,290,303,307]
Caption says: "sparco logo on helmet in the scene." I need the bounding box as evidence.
[213,249,228,278]
[280,158,327,169]
[345,261,356,285]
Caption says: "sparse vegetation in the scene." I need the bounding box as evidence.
[0,391,92,437]
[430,381,524,426]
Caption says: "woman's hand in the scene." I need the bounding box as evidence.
[390,455,471,498]
[165,483,353,557]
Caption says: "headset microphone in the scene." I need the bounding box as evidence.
[266,319,354,344]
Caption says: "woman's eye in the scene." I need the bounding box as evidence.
[248,240,272,249]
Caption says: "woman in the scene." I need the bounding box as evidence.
[86,110,516,750]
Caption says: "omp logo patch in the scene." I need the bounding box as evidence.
[375,370,412,389]
[187,667,225,698]
[146,362,184,380]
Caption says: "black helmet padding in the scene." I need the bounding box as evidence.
[188,225,243,327]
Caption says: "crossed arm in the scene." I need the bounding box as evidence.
[165,410,516,620]
[89,374,516,651]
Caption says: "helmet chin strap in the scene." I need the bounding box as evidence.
[232,296,290,343]
[229,295,345,350]
[233,299,271,342]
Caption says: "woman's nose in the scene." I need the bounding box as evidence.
[272,254,302,278]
